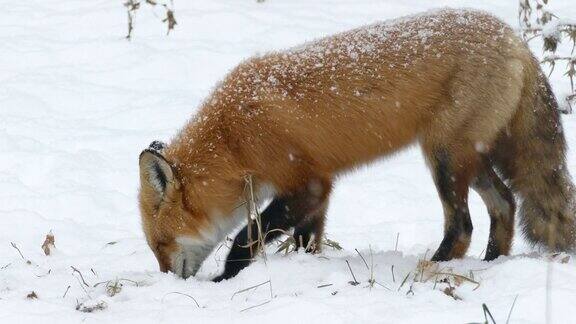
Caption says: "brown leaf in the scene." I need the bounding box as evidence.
[42,231,55,256]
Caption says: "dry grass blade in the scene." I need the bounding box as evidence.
[355,248,369,270]
[398,271,411,291]
[62,285,71,298]
[231,280,271,300]
[161,292,200,307]
[345,260,360,285]
[10,242,31,264]
[482,303,497,324]
[240,300,271,312]
[506,294,519,324]
[71,266,90,287]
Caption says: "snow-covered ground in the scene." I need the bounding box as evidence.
[1,0,575,323]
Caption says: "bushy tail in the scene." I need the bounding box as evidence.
[492,60,576,251]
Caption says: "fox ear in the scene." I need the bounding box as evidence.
[139,149,175,197]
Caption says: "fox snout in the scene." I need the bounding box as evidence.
[169,238,215,279]
[171,251,197,279]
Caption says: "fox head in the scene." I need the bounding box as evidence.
[138,140,250,279]
[138,141,210,279]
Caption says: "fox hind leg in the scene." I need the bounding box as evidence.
[425,147,477,261]
[472,159,516,261]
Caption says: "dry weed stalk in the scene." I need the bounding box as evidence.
[124,0,177,40]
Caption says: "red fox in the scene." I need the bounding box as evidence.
[138,9,576,281]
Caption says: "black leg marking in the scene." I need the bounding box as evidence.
[430,149,473,262]
[213,198,295,282]
[213,179,330,282]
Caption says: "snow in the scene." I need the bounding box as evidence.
[1,0,575,323]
